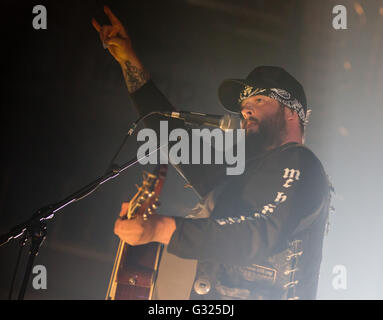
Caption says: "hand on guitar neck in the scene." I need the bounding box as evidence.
[114,202,176,246]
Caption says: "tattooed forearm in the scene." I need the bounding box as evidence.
[122,60,150,93]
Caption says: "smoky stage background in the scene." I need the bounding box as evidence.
[0,0,382,299]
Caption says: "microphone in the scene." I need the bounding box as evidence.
[160,111,238,131]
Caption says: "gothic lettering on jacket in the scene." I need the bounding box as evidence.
[215,167,302,226]
[283,168,301,188]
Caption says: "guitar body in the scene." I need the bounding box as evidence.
[106,242,163,300]
[106,165,168,300]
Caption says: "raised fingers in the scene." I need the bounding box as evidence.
[104,5,128,38]
[104,5,122,27]
[91,18,101,32]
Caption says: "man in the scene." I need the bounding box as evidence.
[93,6,332,300]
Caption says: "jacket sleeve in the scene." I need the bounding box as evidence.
[167,146,329,265]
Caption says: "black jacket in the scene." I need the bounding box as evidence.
[130,80,332,299]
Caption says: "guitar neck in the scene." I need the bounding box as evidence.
[105,239,125,300]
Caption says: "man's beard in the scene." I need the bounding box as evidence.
[243,107,287,159]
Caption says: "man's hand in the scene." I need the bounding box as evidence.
[92,6,150,92]
[92,6,136,65]
[114,202,176,246]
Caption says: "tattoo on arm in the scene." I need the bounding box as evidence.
[122,61,150,93]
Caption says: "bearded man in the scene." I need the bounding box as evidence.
[93,6,332,300]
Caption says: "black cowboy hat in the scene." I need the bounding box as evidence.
[218,66,308,122]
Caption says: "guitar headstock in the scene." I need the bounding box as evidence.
[124,165,167,221]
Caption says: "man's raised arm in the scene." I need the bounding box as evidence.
[92,6,177,118]
[92,6,224,198]
[92,6,150,93]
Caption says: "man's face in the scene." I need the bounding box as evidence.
[240,95,287,152]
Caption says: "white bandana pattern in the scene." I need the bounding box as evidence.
[238,86,311,125]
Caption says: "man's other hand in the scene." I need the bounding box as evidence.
[114,202,176,246]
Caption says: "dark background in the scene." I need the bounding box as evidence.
[1,0,383,299]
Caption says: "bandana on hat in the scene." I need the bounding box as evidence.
[218,66,311,127]
[237,85,311,125]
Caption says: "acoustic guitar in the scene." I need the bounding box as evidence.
[106,164,168,300]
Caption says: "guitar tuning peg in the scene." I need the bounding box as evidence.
[147,208,153,215]
[143,213,148,220]
[152,201,160,209]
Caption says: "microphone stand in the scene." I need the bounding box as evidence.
[1,111,166,300]
[0,156,142,300]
